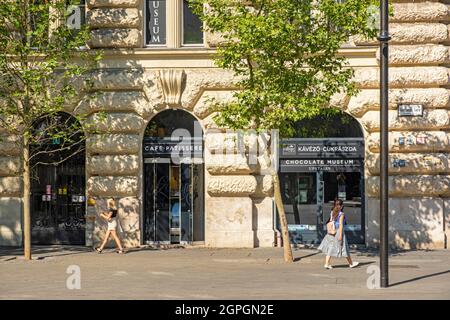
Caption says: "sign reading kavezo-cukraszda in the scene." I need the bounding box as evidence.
[279,138,364,172]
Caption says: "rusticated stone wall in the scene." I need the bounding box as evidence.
[87,0,142,48]
[70,65,276,248]
[349,1,450,249]
[0,133,22,245]
[1,0,449,250]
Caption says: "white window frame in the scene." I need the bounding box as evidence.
[181,0,204,47]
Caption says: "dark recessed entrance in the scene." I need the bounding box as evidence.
[142,110,204,245]
[278,112,365,245]
[30,113,86,245]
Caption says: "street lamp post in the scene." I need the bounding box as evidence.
[378,0,390,288]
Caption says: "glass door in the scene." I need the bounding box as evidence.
[155,160,170,243]
[280,172,319,244]
[180,162,193,243]
[322,172,364,243]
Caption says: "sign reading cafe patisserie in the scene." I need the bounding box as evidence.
[146,0,166,45]
[143,137,203,158]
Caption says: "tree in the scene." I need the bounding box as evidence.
[191,0,377,262]
[0,0,101,259]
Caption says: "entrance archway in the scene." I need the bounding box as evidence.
[279,111,365,244]
[30,112,86,245]
[142,109,204,244]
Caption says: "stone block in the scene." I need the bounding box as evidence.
[205,131,259,154]
[90,28,141,48]
[366,152,450,175]
[207,175,257,196]
[355,23,449,45]
[252,197,275,247]
[361,110,450,132]
[90,69,144,91]
[86,112,146,134]
[391,2,449,23]
[87,0,140,8]
[205,197,254,247]
[75,91,153,119]
[0,197,22,246]
[347,88,449,118]
[86,134,140,155]
[367,131,450,153]
[87,176,138,197]
[367,197,445,249]
[87,155,139,175]
[0,157,21,176]
[366,175,449,197]
[87,8,140,28]
[181,69,239,110]
[0,136,21,156]
[354,66,449,89]
[0,177,21,197]
[193,90,235,119]
[206,153,256,175]
[378,45,449,65]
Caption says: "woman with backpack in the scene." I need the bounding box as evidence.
[95,198,125,254]
[318,199,359,269]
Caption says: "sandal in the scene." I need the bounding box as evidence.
[94,247,103,254]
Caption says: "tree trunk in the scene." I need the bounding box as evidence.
[272,173,293,263]
[23,137,31,260]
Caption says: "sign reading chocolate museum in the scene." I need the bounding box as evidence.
[279,138,364,172]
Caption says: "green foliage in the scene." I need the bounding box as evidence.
[190,0,378,137]
[0,0,101,159]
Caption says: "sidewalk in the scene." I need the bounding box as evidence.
[0,246,449,299]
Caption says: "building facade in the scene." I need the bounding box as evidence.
[0,0,449,250]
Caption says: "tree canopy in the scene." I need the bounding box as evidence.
[190,0,378,137]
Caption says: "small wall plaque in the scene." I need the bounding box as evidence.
[398,104,423,117]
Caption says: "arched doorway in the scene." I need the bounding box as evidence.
[142,109,204,245]
[278,111,365,244]
[30,113,86,245]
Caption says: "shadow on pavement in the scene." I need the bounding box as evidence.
[390,269,450,287]
[0,245,93,259]
[329,261,375,269]
[294,251,321,262]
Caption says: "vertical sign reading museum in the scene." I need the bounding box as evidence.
[146,0,166,45]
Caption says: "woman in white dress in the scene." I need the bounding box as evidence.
[95,198,125,254]
[318,199,359,269]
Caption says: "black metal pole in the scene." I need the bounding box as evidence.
[378,0,390,288]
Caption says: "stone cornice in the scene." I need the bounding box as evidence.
[100,47,378,59]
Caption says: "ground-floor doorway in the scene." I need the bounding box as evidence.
[143,158,204,244]
[30,113,86,245]
[142,109,204,245]
[279,168,365,244]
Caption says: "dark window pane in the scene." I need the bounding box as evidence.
[183,0,203,45]
[146,0,166,45]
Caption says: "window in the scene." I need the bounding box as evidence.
[145,0,167,46]
[182,0,203,45]
[144,0,203,48]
